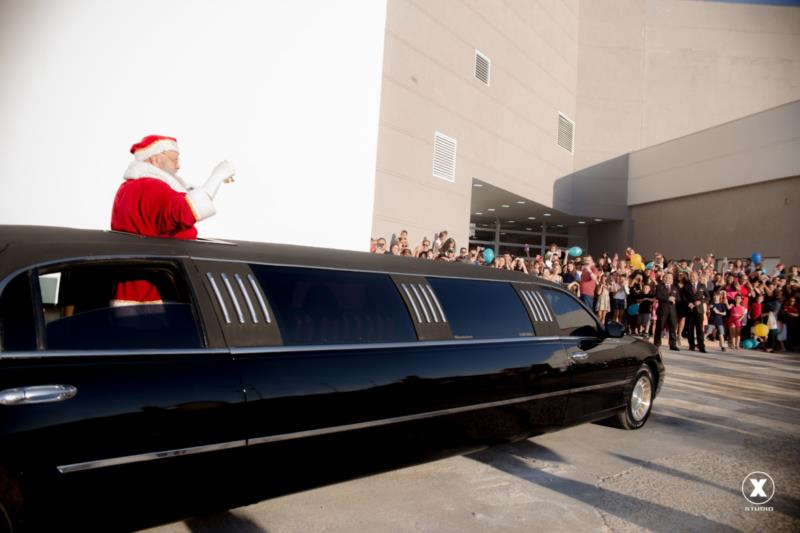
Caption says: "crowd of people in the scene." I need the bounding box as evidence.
[371,231,800,353]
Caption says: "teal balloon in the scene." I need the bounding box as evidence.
[751,252,762,264]
[627,304,640,316]
[483,248,495,264]
[742,339,757,349]
[646,262,654,269]
[568,246,583,257]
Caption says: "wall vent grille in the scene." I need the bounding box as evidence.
[432,131,457,182]
[474,50,490,85]
[558,113,575,153]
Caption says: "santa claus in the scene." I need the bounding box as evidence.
[110,134,235,304]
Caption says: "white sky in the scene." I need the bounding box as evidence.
[0,0,387,251]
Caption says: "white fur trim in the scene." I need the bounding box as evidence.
[134,139,179,161]
[110,299,164,307]
[186,189,216,221]
[123,160,193,192]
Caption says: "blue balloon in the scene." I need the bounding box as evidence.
[627,304,640,316]
[483,248,495,264]
[751,252,762,264]
[645,262,654,269]
[568,246,583,257]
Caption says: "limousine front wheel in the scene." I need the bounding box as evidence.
[615,365,654,430]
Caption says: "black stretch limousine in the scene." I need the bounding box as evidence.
[0,226,664,531]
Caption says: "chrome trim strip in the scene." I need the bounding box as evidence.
[230,336,564,355]
[0,348,230,360]
[221,273,244,324]
[529,291,547,322]
[521,291,540,321]
[529,291,545,321]
[410,284,431,323]
[532,291,549,322]
[206,273,231,324]
[249,379,630,446]
[57,440,247,474]
[247,274,271,323]
[235,274,258,324]
[424,284,447,323]
[535,292,553,321]
[401,284,422,323]
[1,334,616,360]
[418,284,439,322]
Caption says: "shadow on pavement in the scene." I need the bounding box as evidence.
[609,452,800,520]
[468,445,740,533]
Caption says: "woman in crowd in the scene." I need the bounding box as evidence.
[562,262,577,284]
[595,274,611,325]
[675,272,690,347]
[781,296,799,351]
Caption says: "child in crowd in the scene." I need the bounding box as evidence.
[611,274,628,323]
[727,294,746,350]
[765,301,781,353]
[706,292,727,351]
[637,284,655,338]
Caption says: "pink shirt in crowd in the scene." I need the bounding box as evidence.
[729,304,746,329]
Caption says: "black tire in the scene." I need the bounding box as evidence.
[0,466,23,533]
[613,365,655,430]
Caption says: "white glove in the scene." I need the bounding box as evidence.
[202,160,236,198]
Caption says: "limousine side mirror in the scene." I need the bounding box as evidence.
[605,321,625,338]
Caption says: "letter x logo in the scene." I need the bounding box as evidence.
[749,478,767,498]
[742,471,775,505]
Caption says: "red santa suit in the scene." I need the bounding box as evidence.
[110,135,218,305]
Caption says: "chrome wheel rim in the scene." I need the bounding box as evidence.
[630,376,652,422]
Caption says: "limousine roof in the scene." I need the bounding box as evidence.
[0,225,561,287]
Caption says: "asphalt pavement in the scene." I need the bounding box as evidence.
[142,345,800,533]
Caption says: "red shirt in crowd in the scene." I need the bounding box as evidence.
[728,304,745,329]
[579,268,597,297]
[749,302,762,322]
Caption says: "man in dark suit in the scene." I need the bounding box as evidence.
[655,272,681,350]
[681,271,708,352]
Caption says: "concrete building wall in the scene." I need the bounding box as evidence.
[628,100,800,205]
[575,0,800,171]
[372,0,580,248]
[630,176,800,266]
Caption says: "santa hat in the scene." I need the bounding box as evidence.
[130,135,179,161]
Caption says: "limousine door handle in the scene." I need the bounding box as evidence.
[570,352,589,361]
[0,385,78,405]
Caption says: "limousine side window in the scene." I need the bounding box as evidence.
[251,265,417,345]
[0,272,38,351]
[540,288,599,337]
[426,278,534,339]
[32,262,202,350]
